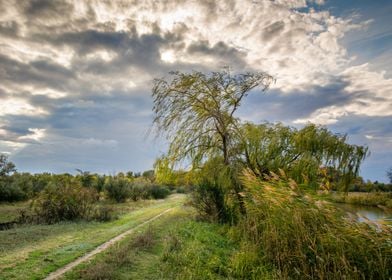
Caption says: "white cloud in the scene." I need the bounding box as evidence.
[18,128,46,142]
[294,64,392,125]
[0,97,48,116]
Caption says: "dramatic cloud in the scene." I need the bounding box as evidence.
[0,0,390,180]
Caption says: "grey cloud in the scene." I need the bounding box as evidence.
[262,21,285,41]
[0,55,75,90]
[238,78,352,122]
[187,41,246,68]
[20,0,74,19]
[0,21,19,38]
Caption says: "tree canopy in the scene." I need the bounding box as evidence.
[152,69,368,193]
[236,122,369,190]
[0,154,16,177]
[152,69,274,166]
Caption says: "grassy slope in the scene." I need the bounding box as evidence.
[0,194,185,280]
[63,206,240,280]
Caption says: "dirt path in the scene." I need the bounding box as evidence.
[44,207,174,280]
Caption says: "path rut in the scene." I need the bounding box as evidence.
[44,207,174,280]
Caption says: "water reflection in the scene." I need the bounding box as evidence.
[335,203,392,225]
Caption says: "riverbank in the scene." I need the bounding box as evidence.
[327,192,392,209]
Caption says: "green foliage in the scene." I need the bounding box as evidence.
[237,122,368,190]
[236,171,392,279]
[154,156,176,186]
[152,69,273,165]
[142,170,155,181]
[91,205,116,222]
[104,176,171,202]
[0,154,16,177]
[0,154,20,202]
[387,167,392,184]
[148,184,171,199]
[190,158,239,223]
[105,177,132,202]
[31,181,98,224]
[0,177,29,202]
[76,169,96,189]
[330,192,392,209]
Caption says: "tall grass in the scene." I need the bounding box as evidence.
[234,170,392,279]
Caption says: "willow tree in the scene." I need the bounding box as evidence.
[237,122,369,191]
[152,69,274,166]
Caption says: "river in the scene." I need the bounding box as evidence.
[335,203,392,225]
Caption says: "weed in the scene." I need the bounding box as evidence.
[132,226,155,250]
[80,262,115,280]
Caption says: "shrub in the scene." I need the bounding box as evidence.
[105,177,131,202]
[191,181,229,223]
[147,184,171,199]
[129,183,147,201]
[190,158,239,223]
[0,178,29,202]
[130,178,171,201]
[91,205,116,222]
[131,226,155,249]
[31,182,97,224]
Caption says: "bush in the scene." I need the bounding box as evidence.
[31,182,97,224]
[189,158,239,223]
[105,177,131,202]
[92,205,116,222]
[129,178,171,201]
[191,181,229,223]
[129,183,148,201]
[0,178,29,202]
[147,184,171,199]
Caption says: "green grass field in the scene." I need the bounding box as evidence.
[62,205,243,280]
[0,194,185,279]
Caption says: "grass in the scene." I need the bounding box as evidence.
[0,201,30,223]
[237,171,392,279]
[0,194,185,280]
[63,205,250,280]
[327,192,392,209]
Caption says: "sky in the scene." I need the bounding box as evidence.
[0,0,391,181]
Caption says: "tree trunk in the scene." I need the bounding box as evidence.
[221,133,246,216]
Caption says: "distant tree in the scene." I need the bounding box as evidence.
[387,167,392,183]
[76,169,95,188]
[142,170,155,181]
[0,154,16,176]
[152,68,274,166]
[126,171,134,179]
